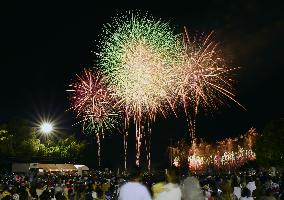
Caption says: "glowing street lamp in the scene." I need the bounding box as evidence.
[40,122,54,134]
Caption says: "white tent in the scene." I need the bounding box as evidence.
[38,164,77,172]
[74,165,89,176]
[12,163,89,175]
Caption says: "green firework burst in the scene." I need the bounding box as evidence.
[97,11,182,117]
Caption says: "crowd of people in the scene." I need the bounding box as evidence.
[0,167,283,200]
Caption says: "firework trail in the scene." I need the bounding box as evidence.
[123,116,129,170]
[145,120,152,171]
[98,11,181,166]
[67,68,119,166]
[175,27,244,141]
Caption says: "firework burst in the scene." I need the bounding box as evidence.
[175,28,244,140]
[98,12,181,117]
[67,68,119,166]
[97,11,182,166]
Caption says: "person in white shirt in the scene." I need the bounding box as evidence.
[154,168,181,200]
[118,166,152,200]
[234,186,242,199]
[246,177,256,196]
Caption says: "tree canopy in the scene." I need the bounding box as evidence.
[0,120,86,163]
[254,119,284,167]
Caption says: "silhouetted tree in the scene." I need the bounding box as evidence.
[254,119,284,167]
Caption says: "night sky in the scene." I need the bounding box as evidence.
[1,1,283,168]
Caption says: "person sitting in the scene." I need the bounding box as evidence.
[259,188,277,200]
[232,175,242,200]
[152,173,166,199]
[220,178,234,200]
[55,192,67,200]
[154,168,182,200]
[95,187,104,200]
[246,176,256,196]
[181,173,204,200]
[1,186,12,200]
[203,184,213,200]
[240,187,253,200]
[19,187,30,200]
[40,189,51,200]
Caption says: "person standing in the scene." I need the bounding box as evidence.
[118,166,152,200]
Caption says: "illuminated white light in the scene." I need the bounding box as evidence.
[40,122,53,134]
